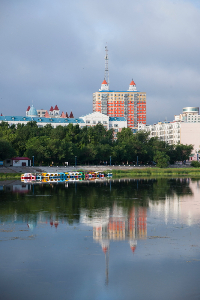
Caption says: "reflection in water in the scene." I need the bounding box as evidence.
[81,204,147,284]
[0,178,200,299]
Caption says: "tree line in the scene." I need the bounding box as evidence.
[0,121,193,167]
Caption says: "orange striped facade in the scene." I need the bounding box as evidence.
[93,82,146,129]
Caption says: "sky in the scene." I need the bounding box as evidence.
[0,0,200,124]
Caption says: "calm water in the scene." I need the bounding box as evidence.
[0,178,200,300]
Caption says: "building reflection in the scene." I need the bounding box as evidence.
[81,204,147,285]
[81,204,147,253]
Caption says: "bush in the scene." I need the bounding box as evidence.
[191,161,200,168]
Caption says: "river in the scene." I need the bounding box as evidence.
[0,178,200,300]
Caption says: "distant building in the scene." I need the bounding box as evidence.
[26,105,73,119]
[0,110,127,139]
[138,107,200,161]
[4,157,31,167]
[138,121,180,145]
[93,80,146,130]
[81,112,127,139]
[174,107,200,122]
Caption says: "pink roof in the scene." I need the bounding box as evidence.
[130,80,136,85]
[44,111,50,118]
[60,111,65,118]
[102,79,107,84]
[12,157,31,160]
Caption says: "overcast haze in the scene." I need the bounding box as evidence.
[1,0,200,124]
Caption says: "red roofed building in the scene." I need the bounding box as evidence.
[93,79,146,130]
[11,157,31,167]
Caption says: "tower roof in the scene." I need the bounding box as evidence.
[102,79,108,85]
[28,105,38,117]
[130,80,136,86]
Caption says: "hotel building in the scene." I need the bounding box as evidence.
[93,79,146,130]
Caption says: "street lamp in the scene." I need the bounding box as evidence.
[75,156,77,167]
[32,156,34,167]
[110,156,111,166]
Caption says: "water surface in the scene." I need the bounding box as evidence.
[0,178,200,300]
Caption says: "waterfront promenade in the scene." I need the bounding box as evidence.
[0,163,191,174]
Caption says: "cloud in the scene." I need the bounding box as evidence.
[0,0,200,123]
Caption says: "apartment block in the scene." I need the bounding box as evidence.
[93,80,146,130]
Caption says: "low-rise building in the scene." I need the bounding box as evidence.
[0,110,127,139]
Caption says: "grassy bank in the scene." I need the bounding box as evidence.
[0,173,21,179]
[111,168,200,177]
[1,168,200,180]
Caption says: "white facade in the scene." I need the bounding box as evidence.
[80,112,127,139]
[138,121,181,145]
[138,106,200,160]
[174,107,199,122]
[12,157,31,167]
[80,112,110,129]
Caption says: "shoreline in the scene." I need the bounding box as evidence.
[1,165,200,179]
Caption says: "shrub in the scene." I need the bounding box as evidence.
[191,161,200,168]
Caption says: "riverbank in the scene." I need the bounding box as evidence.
[1,164,200,179]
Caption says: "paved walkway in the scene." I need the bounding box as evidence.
[0,163,191,174]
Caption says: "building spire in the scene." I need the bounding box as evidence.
[104,45,109,90]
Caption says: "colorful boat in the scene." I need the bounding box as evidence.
[21,173,36,181]
[21,171,112,182]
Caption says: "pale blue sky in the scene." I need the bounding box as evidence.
[0,0,200,124]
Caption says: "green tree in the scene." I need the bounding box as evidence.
[24,136,51,165]
[153,151,170,168]
[0,139,16,160]
[174,144,193,162]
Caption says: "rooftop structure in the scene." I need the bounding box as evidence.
[0,112,127,139]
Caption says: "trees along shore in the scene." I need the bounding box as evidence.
[0,121,194,168]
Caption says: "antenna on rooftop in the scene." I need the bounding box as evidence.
[104,45,109,89]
